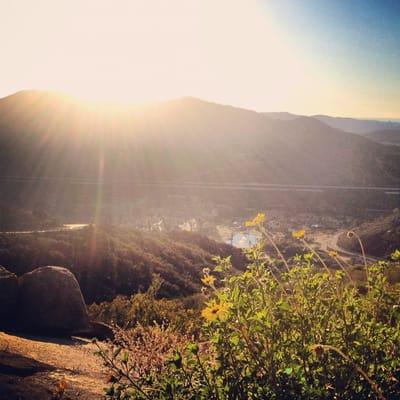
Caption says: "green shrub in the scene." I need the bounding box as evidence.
[97,219,400,399]
[89,275,204,335]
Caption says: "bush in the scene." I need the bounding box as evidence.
[95,324,190,399]
[89,275,204,335]
[97,217,400,399]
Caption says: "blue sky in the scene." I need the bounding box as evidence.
[267,0,400,75]
[264,0,400,117]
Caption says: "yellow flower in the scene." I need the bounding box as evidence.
[292,229,305,239]
[245,212,266,227]
[216,301,232,321]
[201,274,216,286]
[328,250,338,258]
[201,303,220,322]
[201,301,231,322]
[391,249,400,261]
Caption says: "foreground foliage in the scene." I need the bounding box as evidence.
[97,219,400,399]
[89,275,203,335]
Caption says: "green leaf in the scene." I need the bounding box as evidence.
[187,343,199,355]
[121,352,129,364]
[277,300,290,311]
[230,334,240,346]
[284,367,293,375]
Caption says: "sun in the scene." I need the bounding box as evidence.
[1,0,310,110]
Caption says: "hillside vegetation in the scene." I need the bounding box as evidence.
[0,226,246,303]
[338,209,400,257]
[0,204,59,231]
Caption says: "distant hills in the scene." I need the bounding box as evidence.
[312,115,400,135]
[0,90,399,191]
[264,112,400,145]
[262,112,299,121]
[363,129,400,146]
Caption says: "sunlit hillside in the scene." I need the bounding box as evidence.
[1,91,399,187]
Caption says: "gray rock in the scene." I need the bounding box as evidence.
[75,321,114,341]
[0,266,18,325]
[18,266,90,335]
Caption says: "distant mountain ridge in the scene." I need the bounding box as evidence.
[313,115,400,135]
[263,112,299,121]
[264,111,400,145]
[0,90,399,191]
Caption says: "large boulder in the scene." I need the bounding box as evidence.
[18,266,90,335]
[0,266,18,326]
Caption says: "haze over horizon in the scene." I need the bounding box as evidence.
[1,0,400,119]
[3,90,400,124]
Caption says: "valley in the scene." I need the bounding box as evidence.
[0,91,399,399]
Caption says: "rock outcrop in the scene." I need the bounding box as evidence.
[17,266,90,335]
[0,266,18,326]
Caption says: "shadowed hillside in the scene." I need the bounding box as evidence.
[337,209,400,257]
[364,129,400,146]
[266,112,400,146]
[0,226,246,303]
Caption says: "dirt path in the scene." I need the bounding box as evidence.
[0,331,106,399]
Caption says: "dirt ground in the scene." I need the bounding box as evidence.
[0,331,107,399]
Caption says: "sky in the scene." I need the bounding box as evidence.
[1,0,399,118]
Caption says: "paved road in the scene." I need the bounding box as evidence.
[1,176,399,194]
